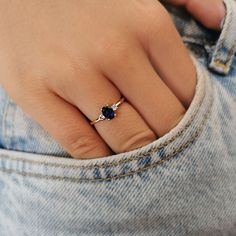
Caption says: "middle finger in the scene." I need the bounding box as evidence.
[101,45,186,137]
[51,68,157,154]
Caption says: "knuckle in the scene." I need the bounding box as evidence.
[137,2,173,42]
[38,53,80,92]
[117,129,157,153]
[142,2,170,27]
[2,73,46,105]
[95,33,131,69]
[67,135,102,159]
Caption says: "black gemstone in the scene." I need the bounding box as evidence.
[102,106,115,119]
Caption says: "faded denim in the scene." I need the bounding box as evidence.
[0,0,236,235]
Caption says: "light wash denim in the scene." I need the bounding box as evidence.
[0,0,236,235]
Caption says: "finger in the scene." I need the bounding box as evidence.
[100,43,186,137]
[163,0,226,30]
[51,70,157,154]
[185,0,226,30]
[145,4,197,108]
[4,83,113,159]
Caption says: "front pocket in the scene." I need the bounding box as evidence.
[0,56,214,182]
[1,56,236,236]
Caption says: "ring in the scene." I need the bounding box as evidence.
[90,97,125,125]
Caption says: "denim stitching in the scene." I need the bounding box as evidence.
[0,95,213,182]
[0,60,207,169]
[0,80,214,181]
[0,117,212,182]
[0,89,204,170]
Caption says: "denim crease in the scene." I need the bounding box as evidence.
[0,1,236,235]
[209,0,236,74]
[0,57,212,182]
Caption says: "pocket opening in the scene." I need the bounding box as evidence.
[0,56,214,182]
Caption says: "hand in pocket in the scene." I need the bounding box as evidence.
[0,0,196,159]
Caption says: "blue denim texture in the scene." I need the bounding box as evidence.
[0,0,236,235]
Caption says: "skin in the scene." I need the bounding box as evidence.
[0,0,225,159]
[164,0,226,30]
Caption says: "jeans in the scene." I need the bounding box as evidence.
[0,0,236,235]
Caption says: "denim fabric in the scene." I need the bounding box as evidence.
[0,1,236,235]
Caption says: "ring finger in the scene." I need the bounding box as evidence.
[51,69,157,154]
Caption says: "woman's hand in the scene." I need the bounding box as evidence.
[0,0,196,159]
[164,0,226,30]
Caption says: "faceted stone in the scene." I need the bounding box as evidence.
[102,106,115,119]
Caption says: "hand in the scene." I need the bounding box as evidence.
[0,0,196,159]
[164,0,226,30]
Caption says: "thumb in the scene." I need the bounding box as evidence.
[186,0,226,30]
[163,0,226,30]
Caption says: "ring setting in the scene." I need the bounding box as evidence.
[90,97,125,125]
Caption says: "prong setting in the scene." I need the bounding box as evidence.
[90,97,125,125]
[111,104,118,110]
[99,114,106,120]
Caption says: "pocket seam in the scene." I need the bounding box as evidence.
[0,84,214,182]
[0,101,213,182]
[0,58,214,181]
[0,81,206,170]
